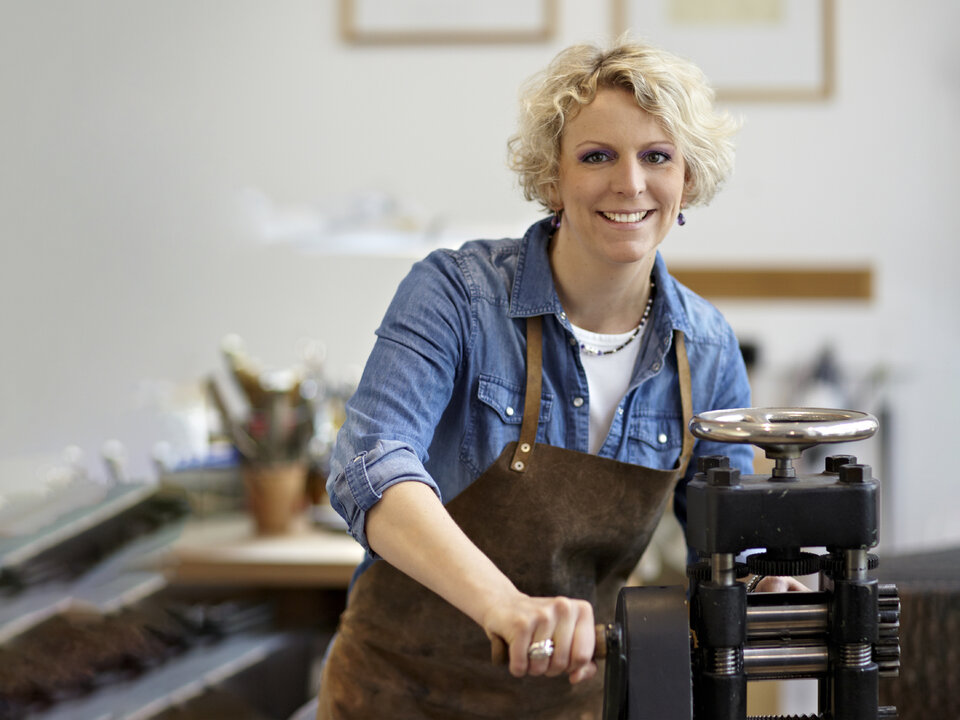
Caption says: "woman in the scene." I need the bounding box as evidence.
[318,39,753,719]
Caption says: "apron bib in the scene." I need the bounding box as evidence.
[318,317,694,719]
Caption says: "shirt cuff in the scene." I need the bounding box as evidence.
[327,439,442,554]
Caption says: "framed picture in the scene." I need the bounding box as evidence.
[340,0,558,45]
[612,0,835,101]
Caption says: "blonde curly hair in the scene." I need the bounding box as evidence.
[508,39,739,211]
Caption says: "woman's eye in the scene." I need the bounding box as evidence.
[581,150,613,164]
[642,150,671,164]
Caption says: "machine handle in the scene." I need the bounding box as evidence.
[689,407,878,467]
[689,407,878,447]
[490,625,609,665]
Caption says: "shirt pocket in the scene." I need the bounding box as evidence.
[460,374,553,474]
[477,373,553,425]
[624,412,683,470]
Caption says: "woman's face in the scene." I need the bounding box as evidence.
[551,87,687,269]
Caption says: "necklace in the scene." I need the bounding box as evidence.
[577,279,656,357]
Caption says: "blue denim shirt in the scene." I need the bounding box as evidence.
[327,217,753,574]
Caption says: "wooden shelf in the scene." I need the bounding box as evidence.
[670,267,872,300]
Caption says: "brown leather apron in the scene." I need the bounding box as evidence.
[318,316,694,719]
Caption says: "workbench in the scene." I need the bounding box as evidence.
[161,513,364,589]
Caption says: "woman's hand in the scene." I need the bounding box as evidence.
[752,575,810,592]
[483,593,597,684]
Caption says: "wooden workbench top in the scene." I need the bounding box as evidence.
[163,512,364,588]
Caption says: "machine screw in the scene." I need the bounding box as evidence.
[707,466,741,487]
[838,463,872,484]
[697,455,729,474]
[708,646,742,675]
[825,454,857,473]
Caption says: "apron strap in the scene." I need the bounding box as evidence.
[674,330,695,478]
[510,315,543,473]
[510,319,695,478]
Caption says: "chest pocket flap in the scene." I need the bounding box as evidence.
[477,374,553,425]
[626,413,683,452]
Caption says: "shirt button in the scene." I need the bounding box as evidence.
[658,433,668,444]
[569,337,577,346]
[559,311,567,320]
[572,397,584,408]
[652,362,661,372]
[505,406,514,416]
[617,407,624,415]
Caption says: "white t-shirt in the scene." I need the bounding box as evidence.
[569,322,646,454]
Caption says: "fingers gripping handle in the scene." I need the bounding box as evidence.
[490,625,610,665]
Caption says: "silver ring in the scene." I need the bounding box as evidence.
[528,639,554,661]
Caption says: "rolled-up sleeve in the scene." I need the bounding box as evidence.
[328,439,442,553]
[325,250,472,553]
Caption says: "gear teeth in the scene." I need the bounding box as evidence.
[875,584,901,678]
[747,551,822,577]
[686,560,750,582]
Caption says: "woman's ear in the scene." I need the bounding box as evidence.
[543,181,561,212]
[682,168,695,207]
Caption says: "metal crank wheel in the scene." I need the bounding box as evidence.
[689,407,878,478]
[603,585,692,720]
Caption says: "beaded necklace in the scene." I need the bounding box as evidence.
[577,278,656,357]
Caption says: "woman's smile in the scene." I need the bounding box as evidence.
[600,209,652,224]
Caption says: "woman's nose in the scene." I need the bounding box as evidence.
[612,160,645,196]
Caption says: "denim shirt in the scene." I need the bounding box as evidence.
[327,217,753,574]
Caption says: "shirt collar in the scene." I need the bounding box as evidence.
[509,217,692,338]
[508,217,563,318]
[650,250,692,338]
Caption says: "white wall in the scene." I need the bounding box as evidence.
[1,1,958,551]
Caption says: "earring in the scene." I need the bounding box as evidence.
[677,212,686,227]
[550,209,563,229]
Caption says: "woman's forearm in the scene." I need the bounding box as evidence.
[365,480,519,627]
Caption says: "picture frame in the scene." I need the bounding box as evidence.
[340,0,558,45]
[612,0,835,102]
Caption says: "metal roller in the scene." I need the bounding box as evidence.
[684,407,898,720]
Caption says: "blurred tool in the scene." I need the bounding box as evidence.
[208,335,321,466]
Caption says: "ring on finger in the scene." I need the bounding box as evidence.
[528,639,554,661]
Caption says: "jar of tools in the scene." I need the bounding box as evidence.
[207,335,323,535]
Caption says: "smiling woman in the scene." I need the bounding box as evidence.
[548,88,688,331]
[508,41,739,212]
[316,38,755,720]
[505,41,740,336]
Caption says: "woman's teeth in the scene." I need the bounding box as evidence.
[602,211,648,223]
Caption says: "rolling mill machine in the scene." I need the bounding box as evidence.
[601,408,900,720]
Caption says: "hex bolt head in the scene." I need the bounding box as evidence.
[697,455,730,474]
[826,454,858,473]
[707,466,741,487]
[838,463,872,484]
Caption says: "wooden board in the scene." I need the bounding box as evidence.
[671,267,872,300]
